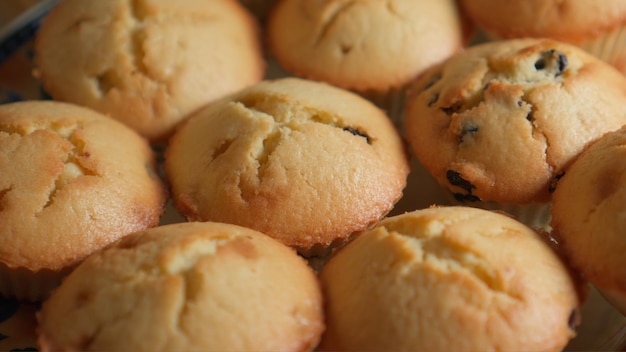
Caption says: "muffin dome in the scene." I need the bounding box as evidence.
[320,206,582,351]
[267,0,465,92]
[0,101,166,301]
[37,222,324,351]
[164,77,409,255]
[405,38,626,205]
[551,126,626,315]
[35,0,265,141]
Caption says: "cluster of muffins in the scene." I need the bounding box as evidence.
[1,0,625,350]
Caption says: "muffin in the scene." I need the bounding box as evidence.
[319,206,583,351]
[404,38,626,229]
[458,0,626,74]
[266,0,467,124]
[164,77,410,256]
[0,101,166,301]
[34,0,265,142]
[36,221,325,351]
[551,126,626,316]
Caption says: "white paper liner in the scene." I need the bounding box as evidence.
[0,262,72,302]
[444,190,552,231]
[575,25,626,74]
[357,85,408,132]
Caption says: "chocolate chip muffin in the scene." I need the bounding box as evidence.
[458,0,626,74]
[319,206,583,351]
[35,0,265,142]
[164,77,410,256]
[404,38,626,229]
[267,0,467,123]
[0,101,166,301]
[551,126,626,316]
[37,222,324,351]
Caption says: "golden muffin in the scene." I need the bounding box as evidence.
[35,0,265,142]
[404,38,626,229]
[37,221,324,351]
[164,77,410,256]
[0,101,166,301]
[551,125,626,316]
[320,206,583,351]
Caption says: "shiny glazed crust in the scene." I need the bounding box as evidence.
[164,78,410,254]
[0,101,166,299]
[405,38,626,204]
[267,0,465,92]
[320,206,582,351]
[36,222,325,351]
[35,0,265,142]
[551,126,626,310]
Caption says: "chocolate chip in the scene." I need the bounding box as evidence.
[447,170,481,202]
[459,123,478,144]
[534,59,546,70]
[549,172,565,193]
[343,127,371,144]
[428,93,439,107]
[446,170,476,193]
[453,192,480,202]
[441,101,462,115]
[558,53,568,73]
[535,49,568,76]
[526,111,533,122]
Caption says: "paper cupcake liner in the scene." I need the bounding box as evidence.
[577,25,626,75]
[357,85,408,134]
[444,190,552,231]
[0,262,72,302]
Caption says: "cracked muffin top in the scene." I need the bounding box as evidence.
[164,77,410,256]
[404,38,626,205]
[551,126,626,315]
[36,221,324,351]
[0,101,166,301]
[266,0,466,93]
[319,206,583,351]
[34,0,265,142]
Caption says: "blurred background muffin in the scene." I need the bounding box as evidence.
[458,0,626,74]
[0,101,166,302]
[164,77,410,257]
[319,206,583,351]
[34,0,265,142]
[404,38,626,230]
[37,222,324,351]
[551,126,626,316]
[267,0,468,126]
